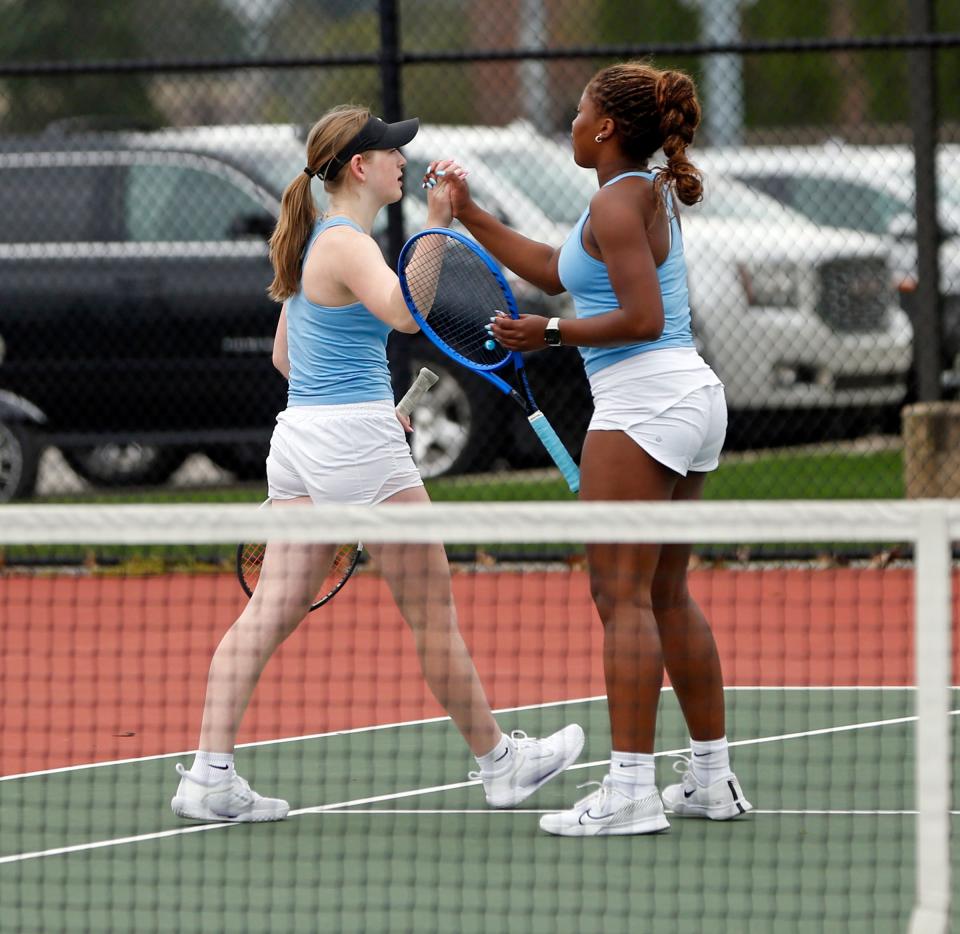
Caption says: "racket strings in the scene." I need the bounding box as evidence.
[324,543,361,596]
[238,541,360,608]
[402,235,512,366]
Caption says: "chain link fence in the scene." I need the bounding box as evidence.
[0,0,957,501]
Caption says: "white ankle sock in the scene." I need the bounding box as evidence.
[191,750,235,782]
[475,732,513,773]
[608,750,656,797]
[689,736,731,786]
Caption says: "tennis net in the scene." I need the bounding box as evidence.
[0,500,955,933]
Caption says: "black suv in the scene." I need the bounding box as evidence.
[0,124,591,501]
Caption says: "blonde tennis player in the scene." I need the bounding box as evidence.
[171,106,584,823]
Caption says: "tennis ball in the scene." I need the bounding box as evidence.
[484,339,496,351]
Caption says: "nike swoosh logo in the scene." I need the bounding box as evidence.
[693,752,711,757]
[494,748,510,762]
[210,764,230,770]
[683,788,696,798]
[578,809,610,825]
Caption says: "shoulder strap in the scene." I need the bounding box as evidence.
[601,170,656,188]
[599,169,678,224]
[318,215,365,234]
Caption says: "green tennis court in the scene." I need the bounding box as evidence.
[3,688,957,933]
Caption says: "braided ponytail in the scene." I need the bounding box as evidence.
[586,61,703,207]
[654,70,703,206]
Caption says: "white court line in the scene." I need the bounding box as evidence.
[0,694,607,784]
[3,708,956,866]
[565,708,960,775]
[2,685,941,784]
[292,808,960,817]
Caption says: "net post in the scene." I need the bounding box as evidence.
[908,502,952,934]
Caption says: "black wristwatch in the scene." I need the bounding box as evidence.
[544,317,563,347]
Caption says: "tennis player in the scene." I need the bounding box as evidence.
[433,63,752,835]
[171,106,584,823]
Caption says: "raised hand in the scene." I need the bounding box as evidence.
[423,158,473,220]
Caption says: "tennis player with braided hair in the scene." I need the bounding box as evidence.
[171,105,584,823]
[434,62,752,835]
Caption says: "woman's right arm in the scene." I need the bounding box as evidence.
[434,164,565,295]
[320,230,420,333]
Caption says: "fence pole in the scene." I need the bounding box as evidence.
[378,0,405,270]
[377,0,413,399]
[908,0,942,403]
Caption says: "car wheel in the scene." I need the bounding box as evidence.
[0,420,39,502]
[205,442,270,481]
[62,444,187,487]
[407,359,497,479]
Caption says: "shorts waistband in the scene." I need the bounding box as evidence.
[280,398,395,418]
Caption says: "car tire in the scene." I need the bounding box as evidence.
[0,420,39,502]
[205,442,270,481]
[62,444,187,487]
[406,357,499,479]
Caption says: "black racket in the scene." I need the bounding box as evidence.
[236,368,439,611]
[236,527,363,612]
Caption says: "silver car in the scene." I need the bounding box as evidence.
[407,123,912,418]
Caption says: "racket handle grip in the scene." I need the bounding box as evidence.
[527,411,580,493]
[396,367,440,418]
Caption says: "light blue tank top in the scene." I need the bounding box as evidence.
[557,170,695,378]
[286,216,393,406]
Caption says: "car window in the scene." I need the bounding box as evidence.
[458,142,597,226]
[689,175,801,223]
[466,146,596,225]
[0,164,113,243]
[742,174,908,235]
[125,162,267,241]
[938,164,960,226]
[251,152,329,207]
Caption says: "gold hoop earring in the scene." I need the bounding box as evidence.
[595,134,604,143]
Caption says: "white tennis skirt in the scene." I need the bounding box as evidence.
[588,350,727,476]
[266,400,423,505]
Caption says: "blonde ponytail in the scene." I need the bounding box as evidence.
[267,173,317,301]
[266,104,371,302]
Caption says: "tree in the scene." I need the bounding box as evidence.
[0,0,250,133]
[0,0,160,132]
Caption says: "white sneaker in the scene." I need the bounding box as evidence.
[539,776,670,836]
[170,763,290,823]
[661,757,753,820]
[469,725,585,809]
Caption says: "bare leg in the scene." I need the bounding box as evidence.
[367,485,501,756]
[652,472,726,741]
[198,496,334,752]
[580,430,679,753]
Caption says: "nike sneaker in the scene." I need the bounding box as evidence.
[170,763,290,822]
[469,725,585,809]
[538,776,670,836]
[661,757,753,820]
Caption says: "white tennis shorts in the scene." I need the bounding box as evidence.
[589,382,728,476]
[266,400,423,505]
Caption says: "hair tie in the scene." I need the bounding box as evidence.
[303,166,315,178]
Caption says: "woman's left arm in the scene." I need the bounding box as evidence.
[490,184,664,351]
[272,303,290,379]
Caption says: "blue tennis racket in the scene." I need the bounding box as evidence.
[398,228,580,493]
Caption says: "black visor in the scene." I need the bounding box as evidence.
[318,116,420,181]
